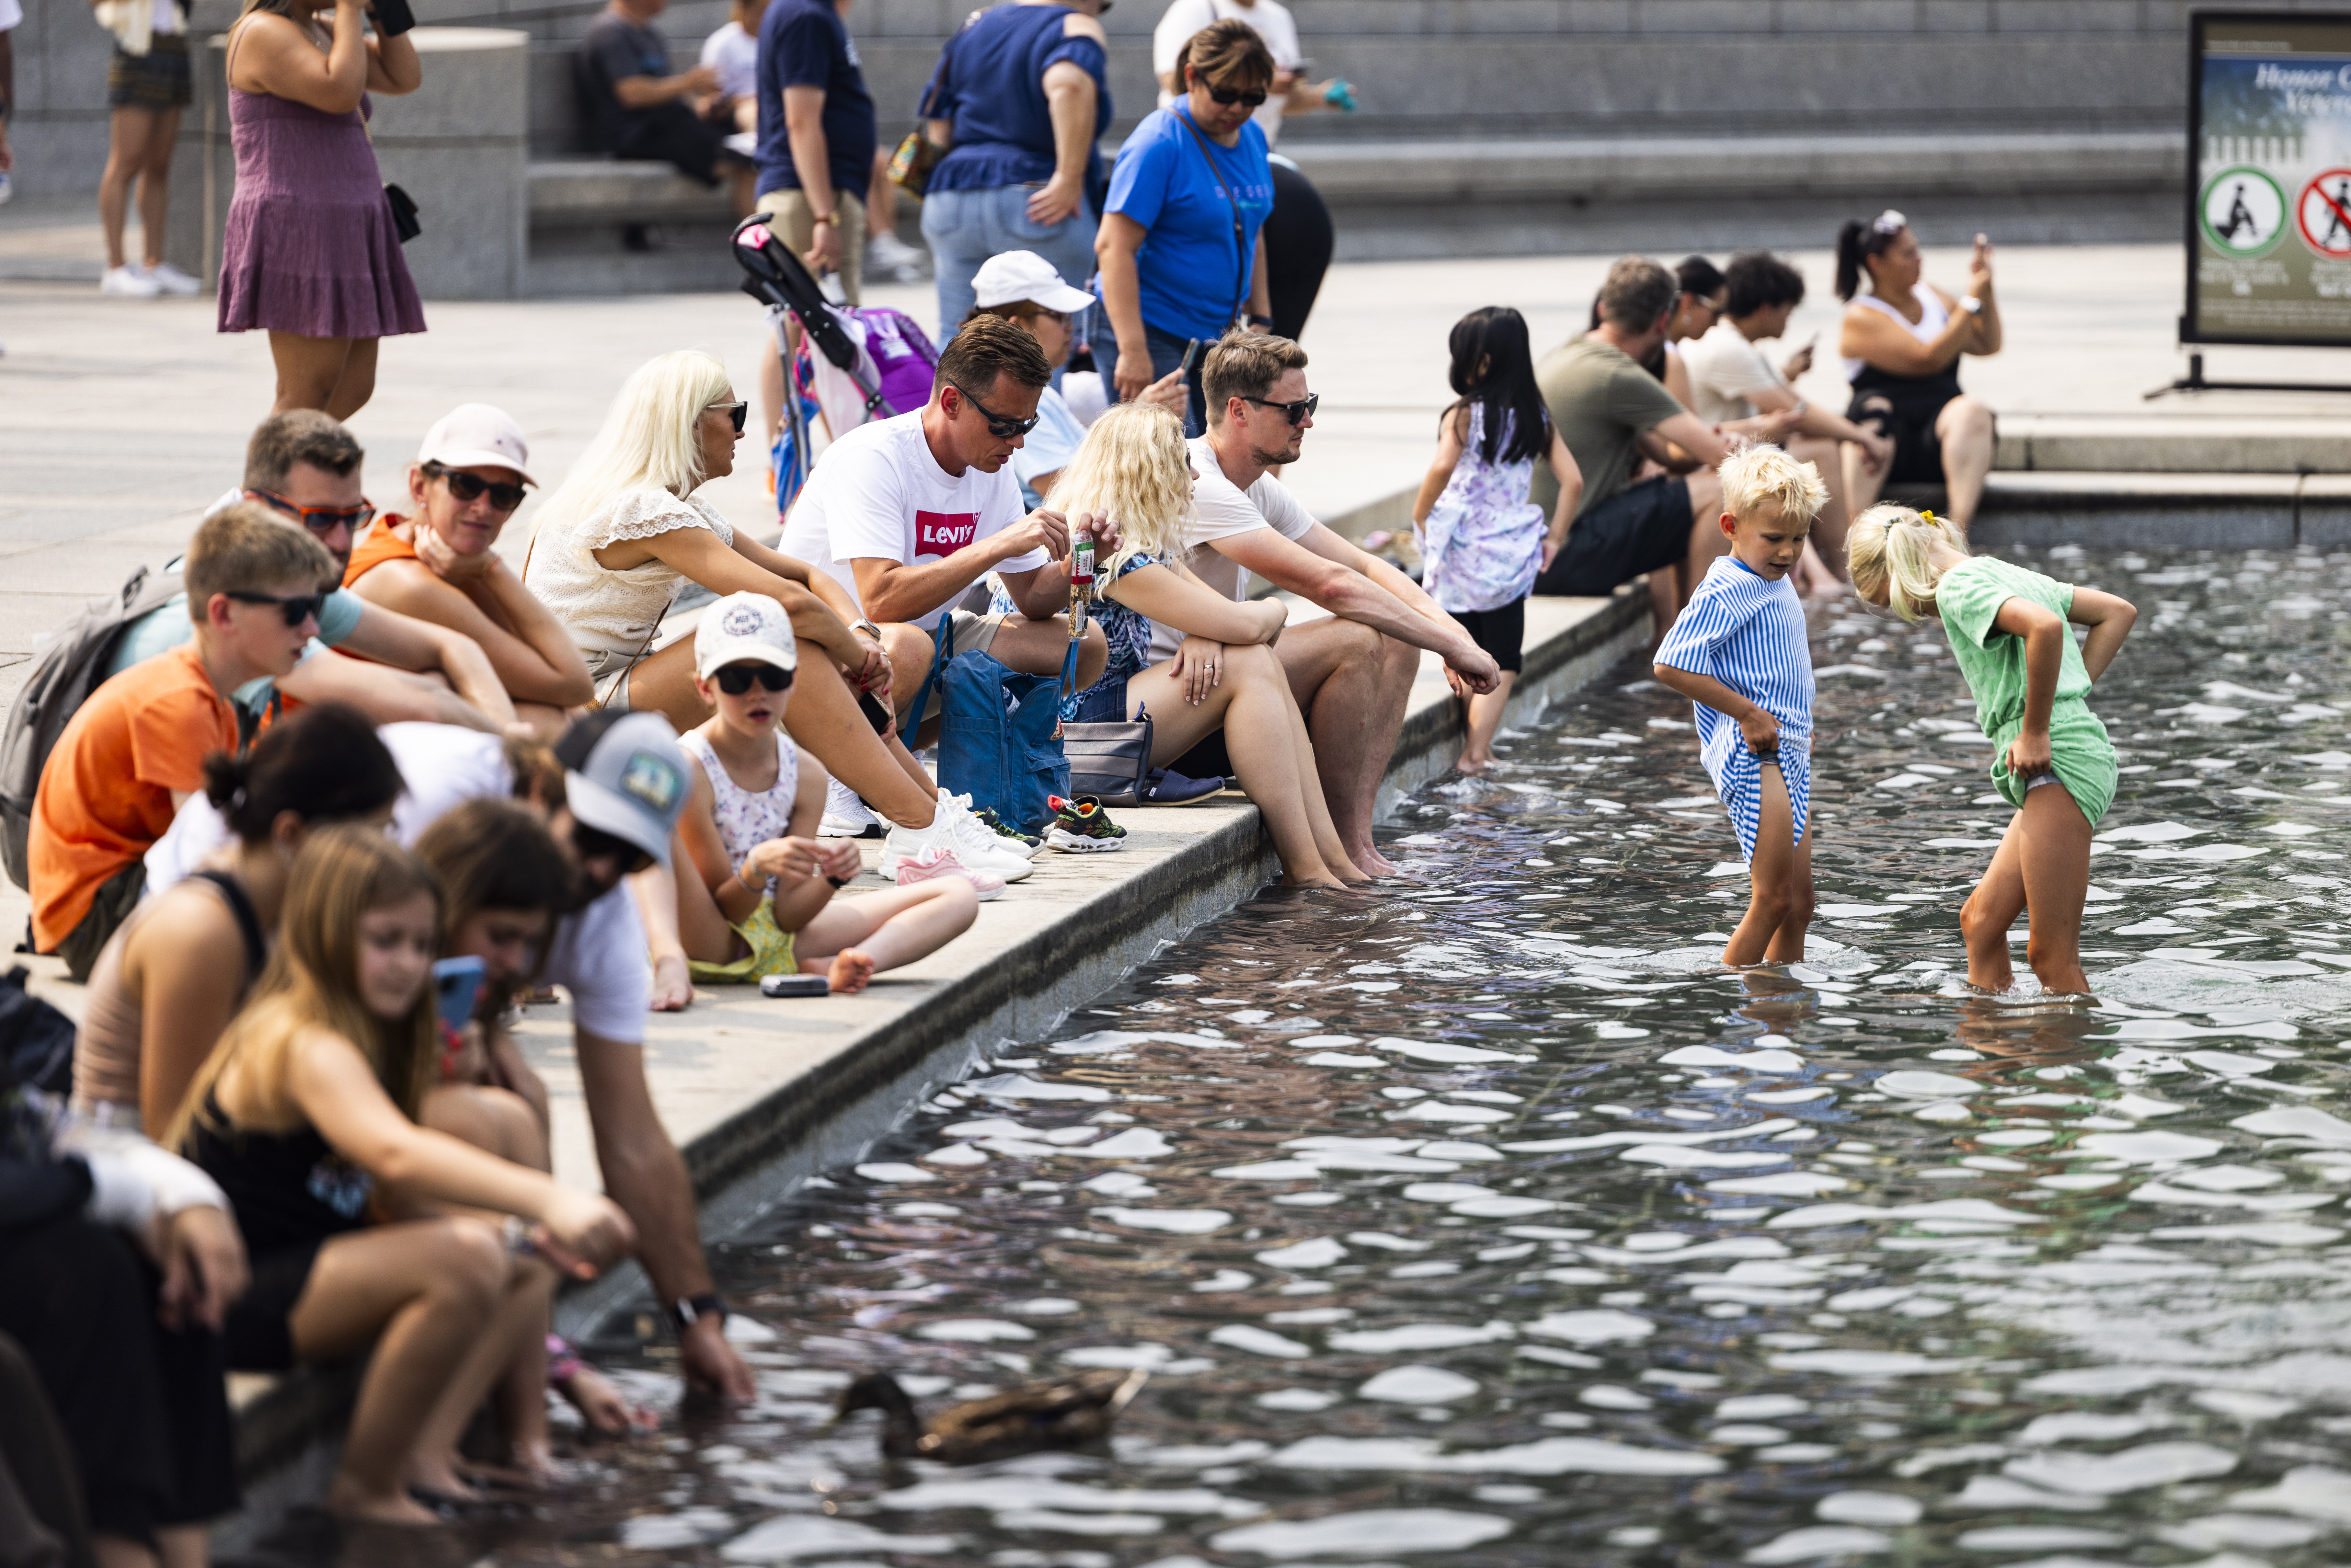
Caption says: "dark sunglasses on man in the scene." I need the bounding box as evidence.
[423,461,527,513]
[247,489,376,537]
[946,378,1041,439]
[713,663,793,695]
[1244,392,1319,426]
[709,400,750,434]
[224,589,330,628]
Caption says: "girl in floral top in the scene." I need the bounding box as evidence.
[994,405,1367,888]
[1411,306,1585,775]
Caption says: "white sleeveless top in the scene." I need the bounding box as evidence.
[680,727,799,896]
[524,486,735,658]
[1842,282,1950,382]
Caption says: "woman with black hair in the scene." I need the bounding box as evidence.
[1410,306,1585,775]
[1835,211,2000,532]
[72,701,406,1136]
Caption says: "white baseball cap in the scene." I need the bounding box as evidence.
[694,591,798,681]
[972,250,1095,316]
[417,403,537,487]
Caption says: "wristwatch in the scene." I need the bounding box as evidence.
[1958,295,1984,315]
[851,618,882,640]
[1246,313,1274,329]
[670,1291,728,1333]
[810,212,838,226]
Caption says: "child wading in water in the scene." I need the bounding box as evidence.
[1846,507,2136,994]
[1412,306,1584,774]
[672,593,978,993]
[1653,445,1828,966]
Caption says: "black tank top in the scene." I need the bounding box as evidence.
[185,1090,374,1255]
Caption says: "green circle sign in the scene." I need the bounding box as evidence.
[2201,165,2287,256]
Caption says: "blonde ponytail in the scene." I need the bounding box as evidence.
[1847,503,1967,622]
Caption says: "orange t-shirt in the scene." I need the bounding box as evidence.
[342,516,419,588]
[29,641,238,950]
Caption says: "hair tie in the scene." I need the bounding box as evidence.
[1872,209,1907,235]
[231,786,248,810]
[1918,508,1936,524]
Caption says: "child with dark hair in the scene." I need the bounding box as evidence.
[1410,306,1585,775]
[73,700,405,1134]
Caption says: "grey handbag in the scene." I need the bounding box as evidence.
[1060,703,1153,807]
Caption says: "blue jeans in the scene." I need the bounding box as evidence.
[921,184,1097,344]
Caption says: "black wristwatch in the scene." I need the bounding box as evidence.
[1246,313,1274,329]
[670,1291,728,1333]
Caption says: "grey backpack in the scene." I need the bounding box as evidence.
[1,565,186,892]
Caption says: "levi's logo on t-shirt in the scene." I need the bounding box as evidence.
[914,510,978,556]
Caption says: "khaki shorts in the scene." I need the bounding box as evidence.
[756,188,864,306]
[918,611,1006,720]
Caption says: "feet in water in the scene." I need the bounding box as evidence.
[827,949,876,993]
[1350,843,1400,878]
[1455,750,1493,777]
[648,951,693,1012]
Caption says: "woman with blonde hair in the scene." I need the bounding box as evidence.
[996,403,1364,886]
[169,827,635,1523]
[523,349,1002,898]
[1847,505,2135,996]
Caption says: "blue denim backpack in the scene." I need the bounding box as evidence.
[907,617,1075,835]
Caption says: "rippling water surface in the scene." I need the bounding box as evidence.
[487,546,2351,1566]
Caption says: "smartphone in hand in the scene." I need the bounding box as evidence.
[372,0,417,37]
[857,690,893,734]
[432,955,486,1033]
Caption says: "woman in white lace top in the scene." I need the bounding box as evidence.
[524,350,953,844]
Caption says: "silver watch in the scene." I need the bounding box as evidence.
[1958,295,1984,316]
[852,619,882,640]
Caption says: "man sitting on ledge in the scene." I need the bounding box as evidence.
[1165,331,1502,876]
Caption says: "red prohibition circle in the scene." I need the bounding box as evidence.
[2298,169,2351,256]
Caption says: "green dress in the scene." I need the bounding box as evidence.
[1932,555,2118,826]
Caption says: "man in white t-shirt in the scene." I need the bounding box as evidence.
[1682,250,1892,581]
[1150,0,1335,147]
[780,314,1110,728]
[1170,331,1502,876]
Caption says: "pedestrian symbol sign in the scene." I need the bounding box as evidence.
[2201,166,2284,256]
[2300,169,2351,257]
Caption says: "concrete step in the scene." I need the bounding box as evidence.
[1996,416,2351,476]
[1915,472,2351,551]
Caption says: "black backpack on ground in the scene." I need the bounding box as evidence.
[0,565,185,892]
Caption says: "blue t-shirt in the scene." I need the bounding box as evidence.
[924,4,1109,199]
[755,0,877,202]
[1011,387,1087,511]
[1103,104,1272,342]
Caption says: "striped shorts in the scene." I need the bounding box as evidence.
[1709,735,1813,863]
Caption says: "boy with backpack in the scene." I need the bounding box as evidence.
[27,506,336,979]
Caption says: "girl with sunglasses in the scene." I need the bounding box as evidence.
[671,595,978,991]
[1097,19,1279,433]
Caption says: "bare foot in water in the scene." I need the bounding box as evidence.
[827,950,876,993]
[329,1480,442,1526]
[1351,844,1400,878]
[1456,751,1492,776]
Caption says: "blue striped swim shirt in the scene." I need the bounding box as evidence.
[1654,555,1816,859]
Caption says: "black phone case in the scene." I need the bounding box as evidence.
[857,690,892,734]
[372,0,416,37]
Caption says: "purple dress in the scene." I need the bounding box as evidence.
[216,35,424,340]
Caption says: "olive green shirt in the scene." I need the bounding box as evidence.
[1531,335,1689,517]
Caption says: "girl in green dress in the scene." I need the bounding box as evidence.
[1847,505,2138,996]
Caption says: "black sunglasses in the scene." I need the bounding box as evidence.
[424,462,526,513]
[709,400,749,434]
[946,377,1041,439]
[247,489,375,537]
[1206,81,1268,108]
[1244,392,1319,425]
[713,663,794,695]
[224,589,328,627]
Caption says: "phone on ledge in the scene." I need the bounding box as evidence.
[762,973,830,998]
[432,955,486,1034]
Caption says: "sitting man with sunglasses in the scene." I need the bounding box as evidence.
[779,313,1113,742]
[29,506,337,979]
[1166,330,1502,877]
[342,405,596,740]
[107,410,519,735]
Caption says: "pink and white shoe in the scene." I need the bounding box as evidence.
[895,843,1005,901]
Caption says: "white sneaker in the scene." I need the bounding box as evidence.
[895,842,1005,901]
[100,266,161,298]
[880,818,1010,894]
[819,777,882,838]
[867,231,929,281]
[935,792,1037,878]
[139,261,200,295]
[0,172,14,208]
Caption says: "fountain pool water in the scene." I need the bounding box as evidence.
[481,546,2351,1565]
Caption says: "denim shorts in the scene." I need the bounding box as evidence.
[1067,674,1130,725]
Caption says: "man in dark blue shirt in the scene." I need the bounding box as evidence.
[577,0,752,211]
[754,0,877,302]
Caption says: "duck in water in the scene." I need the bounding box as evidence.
[831,1368,1147,1463]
